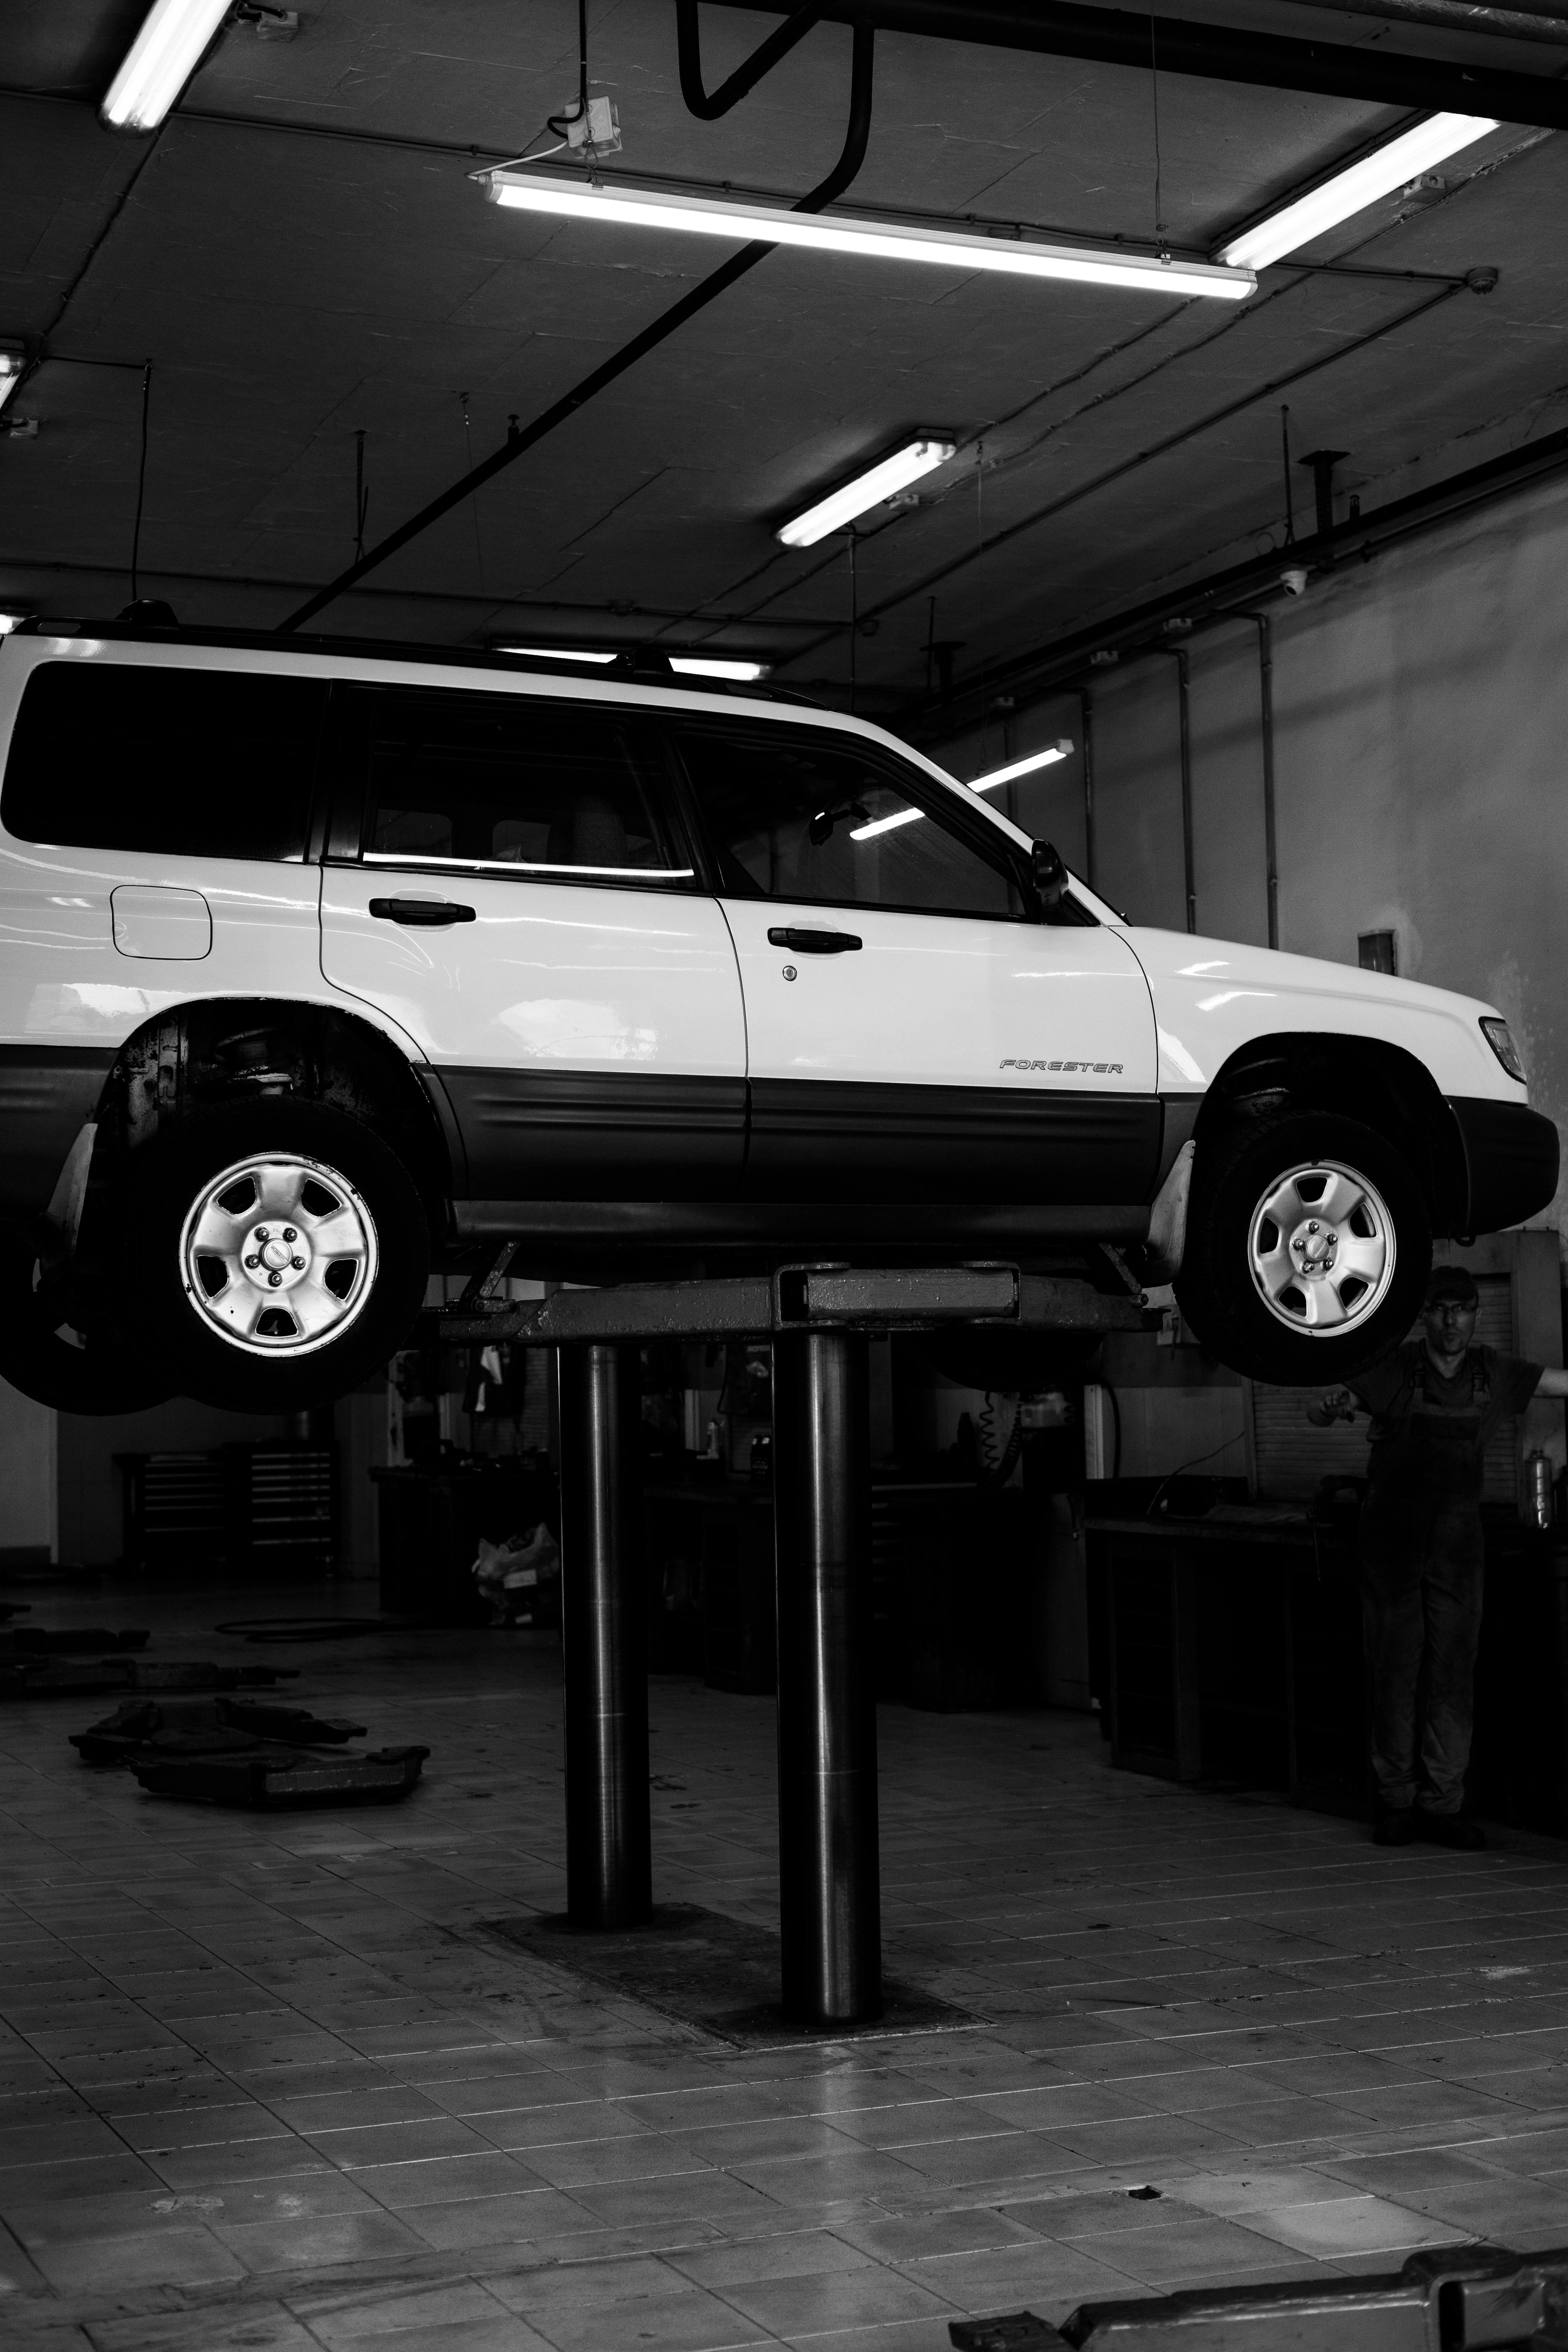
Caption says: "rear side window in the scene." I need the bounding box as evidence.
[338,685,693,883]
[1,661,327,861]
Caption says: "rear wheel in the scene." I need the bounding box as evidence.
[1176,1111,1430,1384]
[0,1229,173,1415]
[133,1099,430,1410]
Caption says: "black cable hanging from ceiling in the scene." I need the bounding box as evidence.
[277,22,875,631]
[677,0,828,116]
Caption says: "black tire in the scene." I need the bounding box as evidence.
[0,1228,174,1415]
[131,1099,430,1412]
[1175,1111,1430,1384]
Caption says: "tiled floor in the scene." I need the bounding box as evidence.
[7,1573,1568,2352]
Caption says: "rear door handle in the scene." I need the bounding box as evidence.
[369,897,477,926]
[767,926,862,954]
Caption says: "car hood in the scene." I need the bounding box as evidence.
[1118,925,1519,1104]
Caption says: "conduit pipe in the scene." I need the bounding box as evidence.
[1247,613,1281,949]
[716,0,1568,126]
[1163,645,1197,933]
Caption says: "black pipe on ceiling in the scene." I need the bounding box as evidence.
[911,410,1568,726]
[1279,0,1568,50]
[715,0,1568,125]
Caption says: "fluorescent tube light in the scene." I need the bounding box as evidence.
[1217,112,1497,270]
[104,0,231,132]
[101,0,231,130]
[498,645,618,663]
[669,656,770,680]
[779,441,956,549]
[969,740,1074,792]
[485,173,1257,304]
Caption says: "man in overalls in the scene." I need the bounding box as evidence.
[1313,1266,1568,1850]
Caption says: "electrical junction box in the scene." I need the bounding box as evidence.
[567,97,621,152]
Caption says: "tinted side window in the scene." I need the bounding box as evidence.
[1,662,326,860]
[344,687,692,884]
[675,722,1029,921]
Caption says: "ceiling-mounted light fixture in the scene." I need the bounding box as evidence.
[668,655,769,681]
[483,173,1257,304]
[1216,112,1498,271]
[778,440,957,549]
[496,645,618,663]
[969,740,1074,793]
[101,0,231,132]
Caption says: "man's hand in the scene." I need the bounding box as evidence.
[1307,1387,1358,1427]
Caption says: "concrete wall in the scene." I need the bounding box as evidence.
[929,468,1568,1242]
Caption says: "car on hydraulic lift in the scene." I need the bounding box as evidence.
[0,618,1555,1415]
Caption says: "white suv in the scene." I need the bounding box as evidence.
[0,621,1555,1414]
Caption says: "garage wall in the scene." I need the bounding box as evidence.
[930,466,1568,1244]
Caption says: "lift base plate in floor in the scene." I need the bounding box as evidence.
[483,1904,980,2047]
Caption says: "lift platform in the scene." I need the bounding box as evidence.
[423,1262,1153,2031]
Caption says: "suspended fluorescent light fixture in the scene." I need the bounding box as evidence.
[496,645,769,681]
[1216,112,1498,271]
[484,173,1257,303]
[101,0,231,130]
[778,440,956,549]
[669,655,769,680]
[969,740,1074,793]
[497,645,618,662]
[849,737,1077,844]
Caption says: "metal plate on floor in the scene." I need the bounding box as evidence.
[482,1904,982,2046]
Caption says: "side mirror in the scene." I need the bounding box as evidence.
[1031,839,1068,907]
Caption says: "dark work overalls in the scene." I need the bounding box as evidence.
[1358,1354,1491,1819]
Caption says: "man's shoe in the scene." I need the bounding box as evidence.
[1373,1806,1417,1846]
[1416,1810,1487,1850]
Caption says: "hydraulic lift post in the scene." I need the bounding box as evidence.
[433,1263,1148,2001]
[556,1342,652,1929]
[773,1328,881,2027]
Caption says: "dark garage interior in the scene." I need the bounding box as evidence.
[5,3,1568,2349]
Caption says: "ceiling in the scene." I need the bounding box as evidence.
[3,0,1567,729]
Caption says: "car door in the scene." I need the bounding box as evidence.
[317,681,746,1199]
[670,715,1159,1202]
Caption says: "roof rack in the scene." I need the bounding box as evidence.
[8,616,822,706]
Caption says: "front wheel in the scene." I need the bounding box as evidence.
[133,1100,430,1411]
[1175,1112,1430,1384]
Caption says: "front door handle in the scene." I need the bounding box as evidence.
[767,926,862,954]
[369,897,477,927]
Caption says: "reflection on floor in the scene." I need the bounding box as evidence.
[6,1573,1568,2352]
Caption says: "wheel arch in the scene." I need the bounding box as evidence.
[1192,1032,1468,1233]
[93,997,455,1232]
